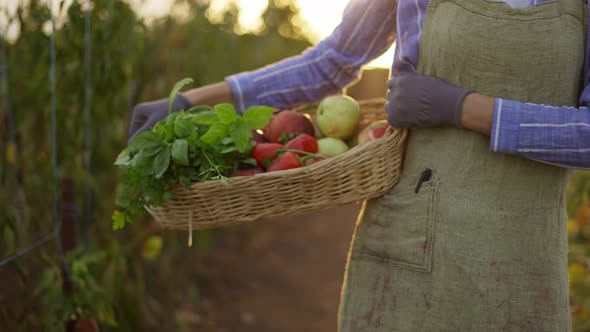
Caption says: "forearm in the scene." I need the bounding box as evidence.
[386,73,590,168]
[463,93,590,169]
[182,81,234,106]
[460,93,494,136]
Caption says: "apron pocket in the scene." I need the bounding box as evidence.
[352,175,439,273]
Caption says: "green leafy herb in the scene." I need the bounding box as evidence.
[215,103,238,125]
[242,105,274,128]
[171,139,189,166]
[174,114,194,137]
[200,122,228,145]
[168,77,194,114]
[231,123,252,153]
[112,78,274,229]
[153,146,171,179]
[192,111,218,125]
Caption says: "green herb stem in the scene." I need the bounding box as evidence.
[201,148,228,182]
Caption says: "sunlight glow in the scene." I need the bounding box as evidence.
[1,0,394,68]
[138,0,395,68]
[295,0,395,68]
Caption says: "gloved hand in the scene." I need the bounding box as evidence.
[385,74,473,129]
[128,94,192,144]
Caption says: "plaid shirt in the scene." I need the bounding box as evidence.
[227,0,590,169]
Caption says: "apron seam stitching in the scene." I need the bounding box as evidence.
[431,2,584,23]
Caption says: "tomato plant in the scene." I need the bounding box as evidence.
[0,0,312,331]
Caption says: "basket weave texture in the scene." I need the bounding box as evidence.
[146,99,408,230]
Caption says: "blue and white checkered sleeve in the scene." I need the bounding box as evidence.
[226,0,397,113]
[490,97,590,170]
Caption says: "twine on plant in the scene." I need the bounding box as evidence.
[188,209,193,247]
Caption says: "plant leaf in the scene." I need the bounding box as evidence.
[168,78,194,114]
[200,122,228,145]
[112,211,127,230]
[241,158,257,167]
[132,150,158,175]
[163,112,180,126]
[221,137,234,145]
[99,305,118,327]
[174,113,194,137]
[215,103,238,125]
[34,268,58,295]
[130,131,163,150]
[186,132,200,147]
[220,146,239,154]
[186,105,213,114]
[142,146,164,158]
[171,139,189,166]
[115,185,131,208]
[114,148,132,166]
[179,175,192,188]
[231,123,253,153]
[242,106,274,129]
[154,123,175,142]
[154,146,171,178]
[162,191,173,201]
[192,111,219,125]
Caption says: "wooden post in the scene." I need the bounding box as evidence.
[60,177,78,254]
[60,177,77,332]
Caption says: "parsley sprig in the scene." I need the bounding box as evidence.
[112,78,274,230]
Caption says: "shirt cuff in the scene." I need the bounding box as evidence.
[226,72,260,114]
[490,98,522,154]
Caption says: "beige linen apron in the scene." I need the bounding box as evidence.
[338,0,587,331]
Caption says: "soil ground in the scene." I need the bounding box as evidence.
[183,203,362,332]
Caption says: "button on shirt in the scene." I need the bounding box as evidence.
[227,0,590,169]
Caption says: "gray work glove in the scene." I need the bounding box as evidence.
[385,74,473,129]
[128,94,192,145]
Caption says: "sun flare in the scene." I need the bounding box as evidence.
[139,0,395,68]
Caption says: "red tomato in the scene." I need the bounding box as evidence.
[252,143,283,169]
[264,111,315,143]
[284,133,318,157]
[267,152,302,172]
[74,318,99,332]
[237,168,264,176]
[252,130,268,143]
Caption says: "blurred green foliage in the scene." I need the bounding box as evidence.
[0,0,310,331]
[567,171,590,331]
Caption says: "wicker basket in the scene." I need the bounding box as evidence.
[145,98,408,231]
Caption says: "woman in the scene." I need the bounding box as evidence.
[130,0,589,330]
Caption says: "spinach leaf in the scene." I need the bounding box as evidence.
[131,131,163,150]
[215,103,238,125]
[179,175,192,189]
[114,148,133,166]
[174,113,194,138]
[171,139,189,166]
[242,105,274,129]
[192,111,219,125]
[200,122,228,145]
[231,122,252,153]
[153,146,171,179]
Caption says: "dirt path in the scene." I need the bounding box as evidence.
[187,203,362,332]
